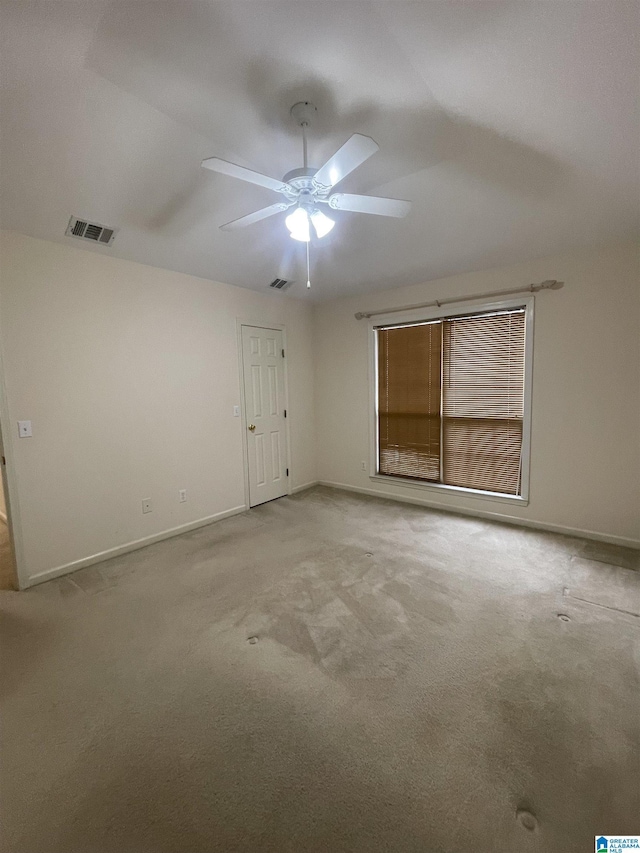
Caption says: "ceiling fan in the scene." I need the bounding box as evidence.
[201,101,411,245]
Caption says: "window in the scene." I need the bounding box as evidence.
[374,302,531,500]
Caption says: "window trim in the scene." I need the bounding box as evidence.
[368,295,534,505]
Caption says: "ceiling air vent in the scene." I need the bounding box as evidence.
[269,278,290,290]
[65,216,118,246]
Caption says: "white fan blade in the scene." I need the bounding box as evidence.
[312,134,379,191]
[327,193,411,218]
[220,202,293,231]
[202,157,288,194]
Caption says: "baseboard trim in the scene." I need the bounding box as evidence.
[291,480,320,495]
[21,481,639,588]
[24,504,248,588]
[318,480,640,550]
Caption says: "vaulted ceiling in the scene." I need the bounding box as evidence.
[1,1,638,300]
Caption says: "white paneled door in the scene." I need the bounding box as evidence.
[241,325,289,508]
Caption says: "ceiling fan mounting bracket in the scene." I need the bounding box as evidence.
[290,101,317,128]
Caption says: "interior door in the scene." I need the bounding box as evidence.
[0,422,18,590]
[241,325,289,507]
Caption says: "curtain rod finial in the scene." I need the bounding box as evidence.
[532,279,564,292]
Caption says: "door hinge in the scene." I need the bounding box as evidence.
[282,349,285,358]
[284,409,287,418]
[286,468,289,476]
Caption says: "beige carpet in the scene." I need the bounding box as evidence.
[1,486,638,852]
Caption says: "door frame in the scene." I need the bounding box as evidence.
[236,320,292,510]
[0,342,26,589]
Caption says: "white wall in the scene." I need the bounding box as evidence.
[0,231,317,586]
[313,241,640,547]
[1,233,637,590]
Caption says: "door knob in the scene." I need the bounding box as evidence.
[248,424,256,431]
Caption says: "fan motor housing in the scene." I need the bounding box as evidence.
[282,168,331,204]
[282,167,316,188]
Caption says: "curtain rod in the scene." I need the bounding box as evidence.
[354,280,564,320]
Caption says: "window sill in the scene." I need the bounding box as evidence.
[369,473,529,506]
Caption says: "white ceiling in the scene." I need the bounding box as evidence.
[1,1,638,301]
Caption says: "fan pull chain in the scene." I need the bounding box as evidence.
[303,119,311,288]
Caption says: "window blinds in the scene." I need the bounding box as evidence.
[378,322,442,481]
[377,308,526,496]
[442,310,525,495]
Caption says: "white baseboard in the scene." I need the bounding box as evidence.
[24,504,248,588]
[291,480,319,495]
[319,480,640,550]
[21,480,639,588]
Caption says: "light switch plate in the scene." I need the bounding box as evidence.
[233,405,240,417]
[18,420,32,438]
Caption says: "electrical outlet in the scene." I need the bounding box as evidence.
[142,498,152,514]
[361,461,367,471]
[179,489,187,503]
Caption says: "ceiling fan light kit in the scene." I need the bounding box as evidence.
[310,209,335,239]
[201,101,411,288]
[285,206,310,242]
[285,206,335,242]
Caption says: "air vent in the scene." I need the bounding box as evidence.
[269,278,290,290]
[65,217,117,246]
